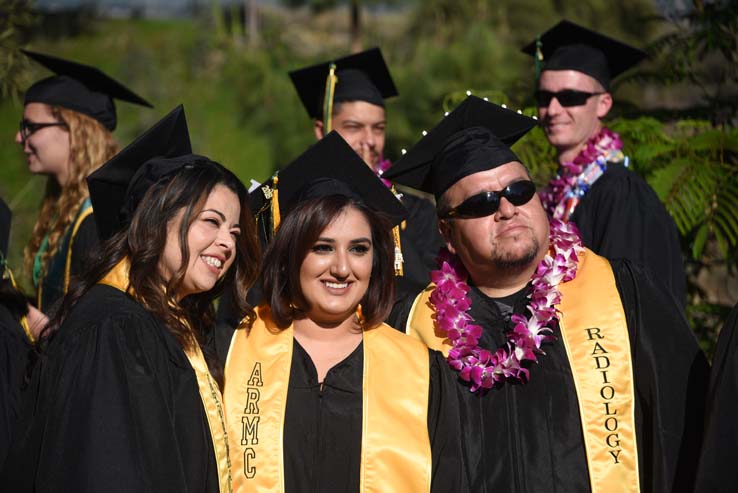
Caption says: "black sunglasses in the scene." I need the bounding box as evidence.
[440,180,537,219]
[534,89,605,108]
[19,119,68,140]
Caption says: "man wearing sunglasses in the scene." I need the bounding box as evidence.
[522,20,687,309]
[385,96,707,492]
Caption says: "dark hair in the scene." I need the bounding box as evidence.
[45,161,260,387]
[262,194,395,330]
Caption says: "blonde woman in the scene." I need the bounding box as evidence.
[16,50,151,314]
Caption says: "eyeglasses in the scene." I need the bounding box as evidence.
[19,119,68,140]
[534,89,605,108]
[440,180,537,219]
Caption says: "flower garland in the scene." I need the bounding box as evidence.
[429,219,584,392]
[540,127,625,221]
[375,156,393,189]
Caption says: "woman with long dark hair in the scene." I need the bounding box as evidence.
[2,106,259,492]
[16,50,151,314]
[224,132,464,492]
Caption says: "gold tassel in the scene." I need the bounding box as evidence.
[390,187,404,276]
[271,174,281,234]
[323,63,338,133]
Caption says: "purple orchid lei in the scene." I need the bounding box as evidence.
[375,157,393,188]
[540,127,624,220]
[429,219,584,392]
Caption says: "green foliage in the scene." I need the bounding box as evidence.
[608,118,738,262]
[0,1,36,101]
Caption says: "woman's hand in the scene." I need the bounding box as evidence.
[26,303,49,339]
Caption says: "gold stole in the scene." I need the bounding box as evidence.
[406,248,640,492]
[99,259,233,493]
[224,306,432,493]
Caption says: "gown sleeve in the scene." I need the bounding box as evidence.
[571,165,687,308]
[0,306,31,469]
[694,303,738,492]
[612,259,708,493]
[2,291,217,493]
[427,349,468,492]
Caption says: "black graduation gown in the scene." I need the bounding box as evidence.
[390,259,707,492]
[0,303,32,470]
[570,163,687,308]
[1,285,219,492]
[694,303,738,492]
[282,338,465,492]
[39,213,99,314]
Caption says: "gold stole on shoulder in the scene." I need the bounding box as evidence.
[99,259,233,493]
[224,306,432,492]
[557,249,640,493]
[406,248,640,492]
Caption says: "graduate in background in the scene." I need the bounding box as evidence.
[224,132,464,492]
[2,106,260,492]
[289,47,443,292]
[694,303,738,492]
[521,20,687,308]
[16,50,152,314]
[385,96,708,492]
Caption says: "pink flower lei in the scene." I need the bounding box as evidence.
[429,219,584,392]
[540,127,624,220]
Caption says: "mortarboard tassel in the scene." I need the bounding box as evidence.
[535,35,544,81]
[271,174,281,234]
[390,185,404,276]
[323,63,338,133]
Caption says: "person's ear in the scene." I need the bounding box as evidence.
[596,92,613,119]
[313,120,325,141]
[438,220,458,256]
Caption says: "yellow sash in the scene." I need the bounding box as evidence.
[99,259,233,493]
[406,248,640,492]
[224,306,432,492]
[558,250,640,493]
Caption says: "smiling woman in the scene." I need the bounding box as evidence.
[16,51,152,314]
[223,132,465,493]
[1,106,260,493]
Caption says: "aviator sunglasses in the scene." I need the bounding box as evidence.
[440,180,537,219]
[534,89,605,108]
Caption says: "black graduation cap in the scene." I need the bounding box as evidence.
[22,50,153,131]
[521,20,646,89]
[382,96,537,199]
[87,105,193,241]
[289,47,398,120]
[0,197,10,261]
[251,131,407,228]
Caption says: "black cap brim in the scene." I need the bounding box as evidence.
[87,105,191,240]
[250,131,406,227]
[22,50,152,130]
[383,96,537,197]
[521,20,646,87]
[289,47,398,119]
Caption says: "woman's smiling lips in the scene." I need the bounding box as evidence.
[321,279,352,294]
[201,254,225,273]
